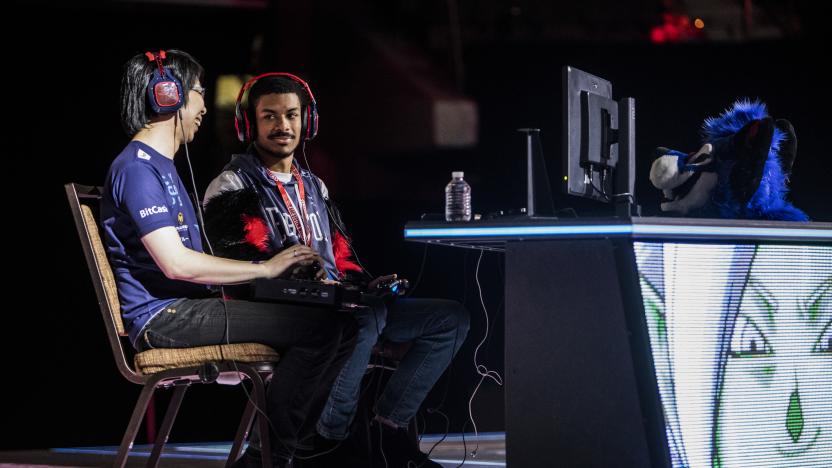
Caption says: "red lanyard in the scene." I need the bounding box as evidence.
[265,165,311,246]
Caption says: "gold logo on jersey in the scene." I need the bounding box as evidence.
[177,212,184,225]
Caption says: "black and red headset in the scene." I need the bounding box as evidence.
[234,72,319,143]
[145,50,185,114]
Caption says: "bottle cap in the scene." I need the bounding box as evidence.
[452,171,464,178]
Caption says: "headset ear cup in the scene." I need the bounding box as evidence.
[305,102,318,140]
[234,102,245,142]
[146,66,183,114]
[302,107,309,140]
[312,106,319,139]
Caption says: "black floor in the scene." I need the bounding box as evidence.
[0,432,506,468]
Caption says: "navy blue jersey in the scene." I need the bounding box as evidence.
[102,141,210,347]
[205,149,340,279]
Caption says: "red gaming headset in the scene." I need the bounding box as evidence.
[234,72,319,143]
[145,51,184,114]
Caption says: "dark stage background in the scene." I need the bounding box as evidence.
[6,0,829,451]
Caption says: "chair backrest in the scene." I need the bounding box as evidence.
[65,183,144,384]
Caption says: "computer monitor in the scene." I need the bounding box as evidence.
[562,66,637,215]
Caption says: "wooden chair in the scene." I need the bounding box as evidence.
[65,182,278,468]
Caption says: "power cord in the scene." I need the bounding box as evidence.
[586,165,636,206]
[465,250,503,461]
[419,323,461,467]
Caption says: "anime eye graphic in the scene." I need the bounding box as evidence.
[814,320,831,354]
[729,316,772,357]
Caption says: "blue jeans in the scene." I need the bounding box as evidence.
[316,296,470,440]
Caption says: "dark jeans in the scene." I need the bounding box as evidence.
[140,298,358,460]
[316,296,470,440]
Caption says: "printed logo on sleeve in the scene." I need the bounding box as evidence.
[137,149,151,160]
[162,173,183,207]
[139,205,169,218]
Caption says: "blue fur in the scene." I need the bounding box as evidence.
[702,100,808,221]
[702,99,769,141]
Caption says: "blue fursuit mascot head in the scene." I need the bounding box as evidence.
[649,100,808,221]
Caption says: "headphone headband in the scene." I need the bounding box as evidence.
[234,72,319,142]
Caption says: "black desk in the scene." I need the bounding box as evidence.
[405,217,831,468]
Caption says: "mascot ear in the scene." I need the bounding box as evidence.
[775,118,797,177]
[729,117,774,205]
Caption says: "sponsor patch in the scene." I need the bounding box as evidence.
[139,205,169,218]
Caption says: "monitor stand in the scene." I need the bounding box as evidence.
[518,128,557,219]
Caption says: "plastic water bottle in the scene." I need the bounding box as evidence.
[445,171,472,222]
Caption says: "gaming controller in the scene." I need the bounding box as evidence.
[371,277,409,297]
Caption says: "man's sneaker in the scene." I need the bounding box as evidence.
[371,420,442,468]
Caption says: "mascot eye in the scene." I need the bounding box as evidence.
[729,316,772,357]
[814,320,831,354]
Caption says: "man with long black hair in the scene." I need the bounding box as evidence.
[102,50,357,468]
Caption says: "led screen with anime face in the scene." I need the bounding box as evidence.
[635,243,831,468]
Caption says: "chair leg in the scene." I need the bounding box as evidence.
[227,396,257,467]
[145,395,158,445]
[114,383,157,468]
[147,385,188,468]
[242,369,272,468]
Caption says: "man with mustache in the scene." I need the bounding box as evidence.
[204,74,470,468]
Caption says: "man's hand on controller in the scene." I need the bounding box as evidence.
[368,274,397,291]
